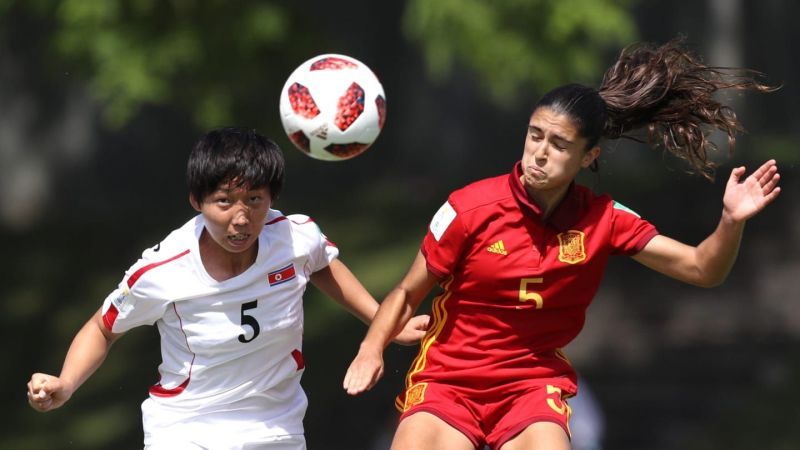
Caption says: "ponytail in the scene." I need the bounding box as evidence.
[535,38,776,180]
[599,38,775,179]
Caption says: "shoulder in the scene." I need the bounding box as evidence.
[263,210,319,232]
[139,216,197,260]
[449,173,512,213]
[264,210,330,243]
[576,186,653,238]
[572,184,607,203]
[286,213,316,226]
[127,248,192,293]
[428,174,511,241]
[573,185,639,216]
[583,187,645,220]
[126,217,195,291]
[260,208,313,225]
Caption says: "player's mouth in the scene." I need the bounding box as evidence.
[526,166,547,180]
[228,233,251,245]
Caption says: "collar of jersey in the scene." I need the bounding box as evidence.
[509,161,582,231]
[191,214,270,285]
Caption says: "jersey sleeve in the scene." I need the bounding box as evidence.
[288,214,339,274]
[608,201,659,255]
[421,199,469,278]
[100,261,172,333]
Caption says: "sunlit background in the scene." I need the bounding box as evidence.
[2,1,798,449]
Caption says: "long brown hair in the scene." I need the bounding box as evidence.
[534,38,776,179]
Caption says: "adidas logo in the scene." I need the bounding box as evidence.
[312,123,329,139]
[487,240,507,256]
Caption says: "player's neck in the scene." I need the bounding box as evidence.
[524,184,570,220]
[198,232,258,282]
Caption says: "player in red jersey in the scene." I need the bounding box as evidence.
[343,40,781,450]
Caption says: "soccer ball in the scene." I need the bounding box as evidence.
[279,54,386,161]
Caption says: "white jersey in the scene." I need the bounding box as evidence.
[100,209,337,448]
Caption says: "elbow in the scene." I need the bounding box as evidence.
[692,271,727,289]
[694,279,724,289]
[683,264,728,288]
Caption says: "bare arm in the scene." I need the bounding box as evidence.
[311,259,379,324]
[310,258,430,345]
[27,309,121,412]
[633,160,781,287]
[343,251,439,395]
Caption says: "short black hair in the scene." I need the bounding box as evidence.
[187,127,285,203]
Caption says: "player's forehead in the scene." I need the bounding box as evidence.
[213,177,270,195]
[528,107,582,139]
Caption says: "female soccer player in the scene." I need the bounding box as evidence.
[27,128,428,449]
[343,40,781,450]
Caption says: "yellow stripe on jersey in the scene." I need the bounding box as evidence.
[403,276,454,392]
[554,348,572,366]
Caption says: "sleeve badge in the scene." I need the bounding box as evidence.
[429,201,457,241]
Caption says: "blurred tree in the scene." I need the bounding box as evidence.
[403,0,637,105]
[13,0,294,128]
[55,0,294,128]
[4,0,637,129]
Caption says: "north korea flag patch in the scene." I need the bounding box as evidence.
[268,263,296,286]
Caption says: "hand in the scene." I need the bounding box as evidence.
[392,314,430,346]
[343,346,385,396]
[723,159,781,223]
[27,373,72,412]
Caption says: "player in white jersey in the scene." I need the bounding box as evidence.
[27,128,429,449]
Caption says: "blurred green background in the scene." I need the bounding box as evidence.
[2,1,798,449]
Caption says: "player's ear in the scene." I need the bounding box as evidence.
[581,146,601,168]
[189,194,202,212]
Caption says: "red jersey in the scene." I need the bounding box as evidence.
[400,162,658,409]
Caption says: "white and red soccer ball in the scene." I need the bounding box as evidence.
[279,54,386,161]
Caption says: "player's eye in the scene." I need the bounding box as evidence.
[249,196,263,204]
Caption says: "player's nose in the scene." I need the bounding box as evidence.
[232,208,250,226]
[533,141,548,160]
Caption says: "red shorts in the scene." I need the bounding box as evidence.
[397,380,573,450]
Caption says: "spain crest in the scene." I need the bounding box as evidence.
[557,230,586,264]
[403,382,428,411]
